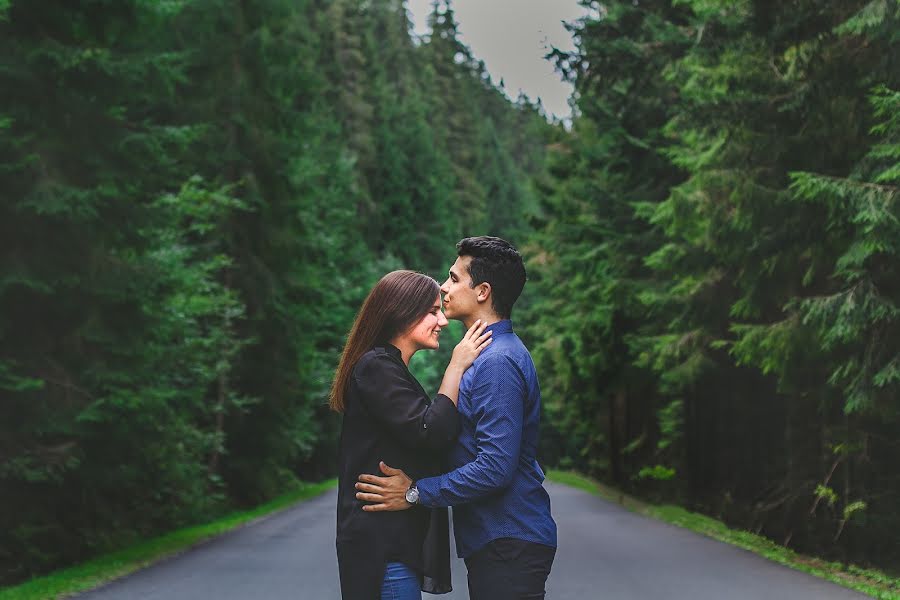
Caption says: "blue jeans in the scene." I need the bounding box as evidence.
[381,562,421,600]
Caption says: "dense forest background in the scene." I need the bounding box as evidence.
[1,0,898,588]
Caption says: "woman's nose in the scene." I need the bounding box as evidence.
[438,312,448,326]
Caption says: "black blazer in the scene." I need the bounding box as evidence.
[336,345,460,599]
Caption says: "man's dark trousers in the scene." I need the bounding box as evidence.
[464,537,556,600]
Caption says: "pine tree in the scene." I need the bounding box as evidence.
[525,0,690,481]
[0,0,214,579]
[168,0,375,498]
[527,0,900,565]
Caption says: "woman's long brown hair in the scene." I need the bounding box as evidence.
[329,270,440,412]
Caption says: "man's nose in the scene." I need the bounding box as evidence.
[440,280,450,294]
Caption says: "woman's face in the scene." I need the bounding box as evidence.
[404,293,449,351]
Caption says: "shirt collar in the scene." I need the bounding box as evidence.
[485,319,513,335]
[384,344,403,359]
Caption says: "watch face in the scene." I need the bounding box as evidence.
[405,487,419,503]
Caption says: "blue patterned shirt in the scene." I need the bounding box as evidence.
[416,320,557,558]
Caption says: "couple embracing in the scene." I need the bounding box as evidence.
[330,236,557,600]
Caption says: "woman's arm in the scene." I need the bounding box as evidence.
[354,354,460,451]
[353,322,491,450]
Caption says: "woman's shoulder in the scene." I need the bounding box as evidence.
[352,346,403,380]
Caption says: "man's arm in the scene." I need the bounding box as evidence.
[356,353,524,511]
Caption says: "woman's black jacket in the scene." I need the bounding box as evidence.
[336,345,460,599]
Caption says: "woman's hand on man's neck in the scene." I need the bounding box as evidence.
[462,311,502,331]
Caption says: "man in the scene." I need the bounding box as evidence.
[355,236,557,599]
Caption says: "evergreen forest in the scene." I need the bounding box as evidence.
[1,0,898,588]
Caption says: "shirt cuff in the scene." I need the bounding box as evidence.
[416,475,443,508]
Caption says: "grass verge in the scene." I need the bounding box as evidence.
[0,479,337,600]
[547,470,900,600]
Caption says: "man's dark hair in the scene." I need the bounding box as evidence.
[457,236,526,319]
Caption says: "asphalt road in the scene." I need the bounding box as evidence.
[77,482,869,599]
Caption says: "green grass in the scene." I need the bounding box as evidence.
[0,479,337,600]
[547,470,900,600]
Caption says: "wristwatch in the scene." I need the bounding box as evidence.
[405,482,419,505]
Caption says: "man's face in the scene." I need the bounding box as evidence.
[441,256,480,321]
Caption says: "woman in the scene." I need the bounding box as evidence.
[330,270,492,600]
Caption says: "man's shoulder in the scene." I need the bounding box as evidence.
[468,346,529,388]
[480,335,533,366]
[473,345,516,367]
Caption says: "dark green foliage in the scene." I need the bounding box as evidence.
[527,0,900,570]
[0,0,214,580]
[785,85,900,415]
[526,0,690,481]
[9,0,898,584]
[0,0,549,585]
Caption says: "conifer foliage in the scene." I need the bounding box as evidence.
[526,0,900,569]
[0,0,548,584]
[5,0,898,585]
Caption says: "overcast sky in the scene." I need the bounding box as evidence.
[405,0,588,121]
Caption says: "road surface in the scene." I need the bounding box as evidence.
[77,482,868,599]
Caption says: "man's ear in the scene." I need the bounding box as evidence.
[476,282,492,304]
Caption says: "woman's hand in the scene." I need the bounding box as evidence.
[449,319,492,371]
